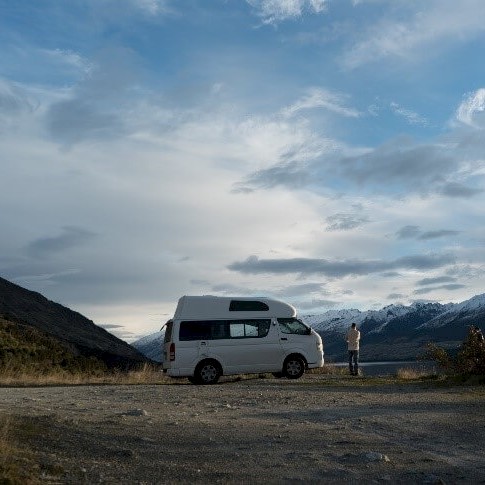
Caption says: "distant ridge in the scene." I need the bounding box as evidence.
[306,294,485,361]
[0,276,148,368]
[133,294,485,363]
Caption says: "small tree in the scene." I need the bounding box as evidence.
[427,325,485,380]
[455,326,485,375]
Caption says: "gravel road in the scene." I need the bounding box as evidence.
[2,375,485,484]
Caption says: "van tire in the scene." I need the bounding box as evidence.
[194,360,222,385]
[283,355,305,379]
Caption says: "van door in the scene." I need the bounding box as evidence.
[277,318,316,362]
[206,319,283,374]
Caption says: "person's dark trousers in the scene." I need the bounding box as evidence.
[348,350,359,375]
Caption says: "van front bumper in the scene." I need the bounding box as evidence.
[307,354,324,369]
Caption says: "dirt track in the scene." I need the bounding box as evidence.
[2,375,485,484]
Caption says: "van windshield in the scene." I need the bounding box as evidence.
[277,318,311,335]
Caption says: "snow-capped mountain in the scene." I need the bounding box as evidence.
[132,293,485,363]
[132,330,164,362]
[308,294,484,361]
[302,304,413,334]
[417,293,485,330]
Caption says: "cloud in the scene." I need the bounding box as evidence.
[416,276,457,286]
[389,102,428,126]
[246,0,327,25]
[40,48,93,75]
[82,0,175,22]
[456,89,485,128]
[343,0,485,69]
[413,283,466,295]
[45,46,143,146]
[395,226,460,241]
[228,253,456,278]
[210,283,256,295]
[0,79,35,115]
[133,0,173,16]
[396,225,421,239]
[237,131,472,197]
[418,230,460,240]
[446,265,485,280]
[282,88,361,119]
[47,99,125,145]
[296,299,339,310]
[439,182,483,198]
[337,137,455,191]
[98,323,125,329]
[233,161,312,192]
[325,212,369,231]
[26,226,97,258]
[278,282,327,297]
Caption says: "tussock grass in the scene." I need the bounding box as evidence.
[0,413,38,484]
[308,364,348,376]
[0,363,171,387]
[395,367,439,381]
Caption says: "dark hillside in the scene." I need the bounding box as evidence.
[0,277,148,368]
[0,317,107,374]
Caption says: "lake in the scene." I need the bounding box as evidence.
[332,360,438,376]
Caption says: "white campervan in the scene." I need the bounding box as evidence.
[162,296,324,384]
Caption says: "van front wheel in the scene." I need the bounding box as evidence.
[194,360,221,385]
[283,356,305,379]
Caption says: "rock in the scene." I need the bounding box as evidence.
[123,409,148,416]
[340,451,390,464]
[365,452,390,463]
[423,474,446,484]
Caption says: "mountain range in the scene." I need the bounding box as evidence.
[2,273,482,366]
[0,276,148,368]
[132,294,485,362]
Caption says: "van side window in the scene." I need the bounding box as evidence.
[278,318,311,335]
[179,319,272,340]
[229,319,271,338]
[180,321,211,341]
[179,321,229,341]
[229,300,269,312]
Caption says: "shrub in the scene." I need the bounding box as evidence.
[427,325,485,381]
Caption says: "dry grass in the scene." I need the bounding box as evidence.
[395,366,437,380]
[0,414,12,467]
[307,364,348,376]
[0,363,442,388]
[0,363,171,387]
[0,414,38,484]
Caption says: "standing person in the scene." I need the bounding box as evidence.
[346,323,361,376]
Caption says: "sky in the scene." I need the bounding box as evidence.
[1,0,485,342]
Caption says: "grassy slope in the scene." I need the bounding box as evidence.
[0,317,109,379]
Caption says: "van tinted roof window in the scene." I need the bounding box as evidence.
[229,300,269,311]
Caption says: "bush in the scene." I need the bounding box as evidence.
[427,326,485,380]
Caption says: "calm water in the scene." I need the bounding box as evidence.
[333,360,438,376]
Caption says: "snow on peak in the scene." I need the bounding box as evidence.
[301,294,485,334]
[450,293,485,313]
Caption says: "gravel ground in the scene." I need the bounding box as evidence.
[2,375,485,484]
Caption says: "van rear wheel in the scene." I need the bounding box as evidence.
[283,356,305,379]
[194,360,221,385]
